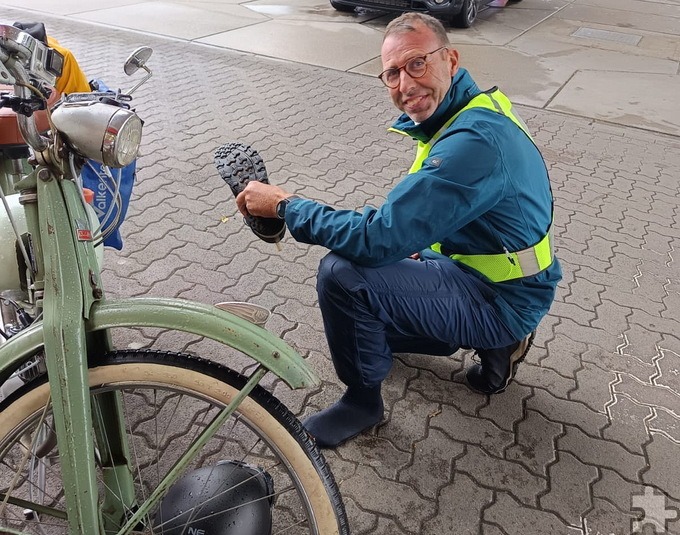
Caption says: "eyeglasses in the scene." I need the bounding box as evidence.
[378,46,448,88]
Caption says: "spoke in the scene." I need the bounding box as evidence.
[274,516,310,535]
[153,476,297,532]
[0,362,332,535]
[1,397,52,518]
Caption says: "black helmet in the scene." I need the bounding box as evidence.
[153,460,274,535]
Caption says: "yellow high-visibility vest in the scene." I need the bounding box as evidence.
[406,88,554,283]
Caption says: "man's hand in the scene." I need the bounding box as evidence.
[236,181,290,219]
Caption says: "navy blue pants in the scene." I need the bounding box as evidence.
[316,253,518,388]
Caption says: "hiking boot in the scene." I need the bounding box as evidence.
[214,142,286,244]
[465,331,535,394]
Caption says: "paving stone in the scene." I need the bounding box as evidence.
[364,516,411,535]
[569,364,619,414]
[642,433,680,501]
[554,319,620,354]
[482,525,505,535]
[653,347,680,393]
[484,492,583,535]
[581,346,655,384]
[431,406,514,458]
[381,359,419,413]
[558,425,647,481]
[591,299,636,336]
[398,429,463,499]
[592,468,649,517]
[455,445,547,506]
[337,434,411,480]
[619,323,666,365]
[600,286,665,317]
[319,450,358,484]
[477,382,533,432]
[647,409,680,443]
[421,473,493,535]
[527,388,609,437]
[506,409,562,477]
[602,394,653,455]
[540,451,598,525]
[582,497,638,535]
[549,300,596,326]
[342,497,377,535]
[395,351,463,382]
[377,390,440,452]
[539,336,587,378]
[615,374,680,418]
[342,465,435,533]
[515,363,576,398]
[408,368,485,417]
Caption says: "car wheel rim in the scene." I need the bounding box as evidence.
[467,0,477,22]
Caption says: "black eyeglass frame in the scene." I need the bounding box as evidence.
[378,46,449,88]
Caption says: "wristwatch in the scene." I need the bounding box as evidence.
[275,195,301,220]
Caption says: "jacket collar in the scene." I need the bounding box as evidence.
[390,68,481,143]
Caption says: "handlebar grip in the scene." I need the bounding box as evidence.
[214,143,286,244]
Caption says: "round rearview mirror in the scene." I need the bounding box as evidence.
[124,47,153,76]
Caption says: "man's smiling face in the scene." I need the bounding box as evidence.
[381,24,459,123]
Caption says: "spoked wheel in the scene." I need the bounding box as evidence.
[0,350,349,534]
[452,0,478,28]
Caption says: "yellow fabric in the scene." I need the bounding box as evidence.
[413,88,553,282]
[431,230,553,283]
[47,36,90,94]
[409,90,532,175]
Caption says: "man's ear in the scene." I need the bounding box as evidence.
[448,48,460,76]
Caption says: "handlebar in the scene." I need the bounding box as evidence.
[2,24,148,168]
[0,24,63,153]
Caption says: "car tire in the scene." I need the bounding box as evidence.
[452,0,478,28]
[330,0,356,12]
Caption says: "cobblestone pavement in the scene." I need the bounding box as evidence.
[5,7,680,535]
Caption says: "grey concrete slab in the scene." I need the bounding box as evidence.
[548,70,680,136]
[558,1,680,36]
[446,45,568,108]
[1,0,144,15]
[74,1,268,40]
[509,17,679,74]
[170,0,248,6]
[244,0,382,22]
[197,19,384,70]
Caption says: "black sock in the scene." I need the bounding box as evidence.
[304,385,383,448]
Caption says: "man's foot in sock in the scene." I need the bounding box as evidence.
[303,388,384,448]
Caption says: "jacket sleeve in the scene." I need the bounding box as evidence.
[286,123,506,267]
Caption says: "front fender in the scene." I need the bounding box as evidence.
[0,297,319,390]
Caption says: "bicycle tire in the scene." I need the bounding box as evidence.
[0,349,349,535]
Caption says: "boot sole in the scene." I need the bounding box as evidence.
[214,142,270,195]
[213,143,285,243]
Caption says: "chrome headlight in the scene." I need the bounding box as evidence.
[51,100,142,167]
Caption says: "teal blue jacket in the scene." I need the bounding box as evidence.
[286,69,561,338]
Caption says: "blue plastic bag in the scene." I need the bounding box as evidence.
[79,78,136,250]
[81,159,136,250]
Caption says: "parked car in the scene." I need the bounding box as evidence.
[331,0,521,28]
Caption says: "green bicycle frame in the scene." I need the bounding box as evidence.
[0,162,318,534]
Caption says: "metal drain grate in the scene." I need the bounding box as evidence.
[571,27,642,46]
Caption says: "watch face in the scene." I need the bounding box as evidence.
[276,199,287,219]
